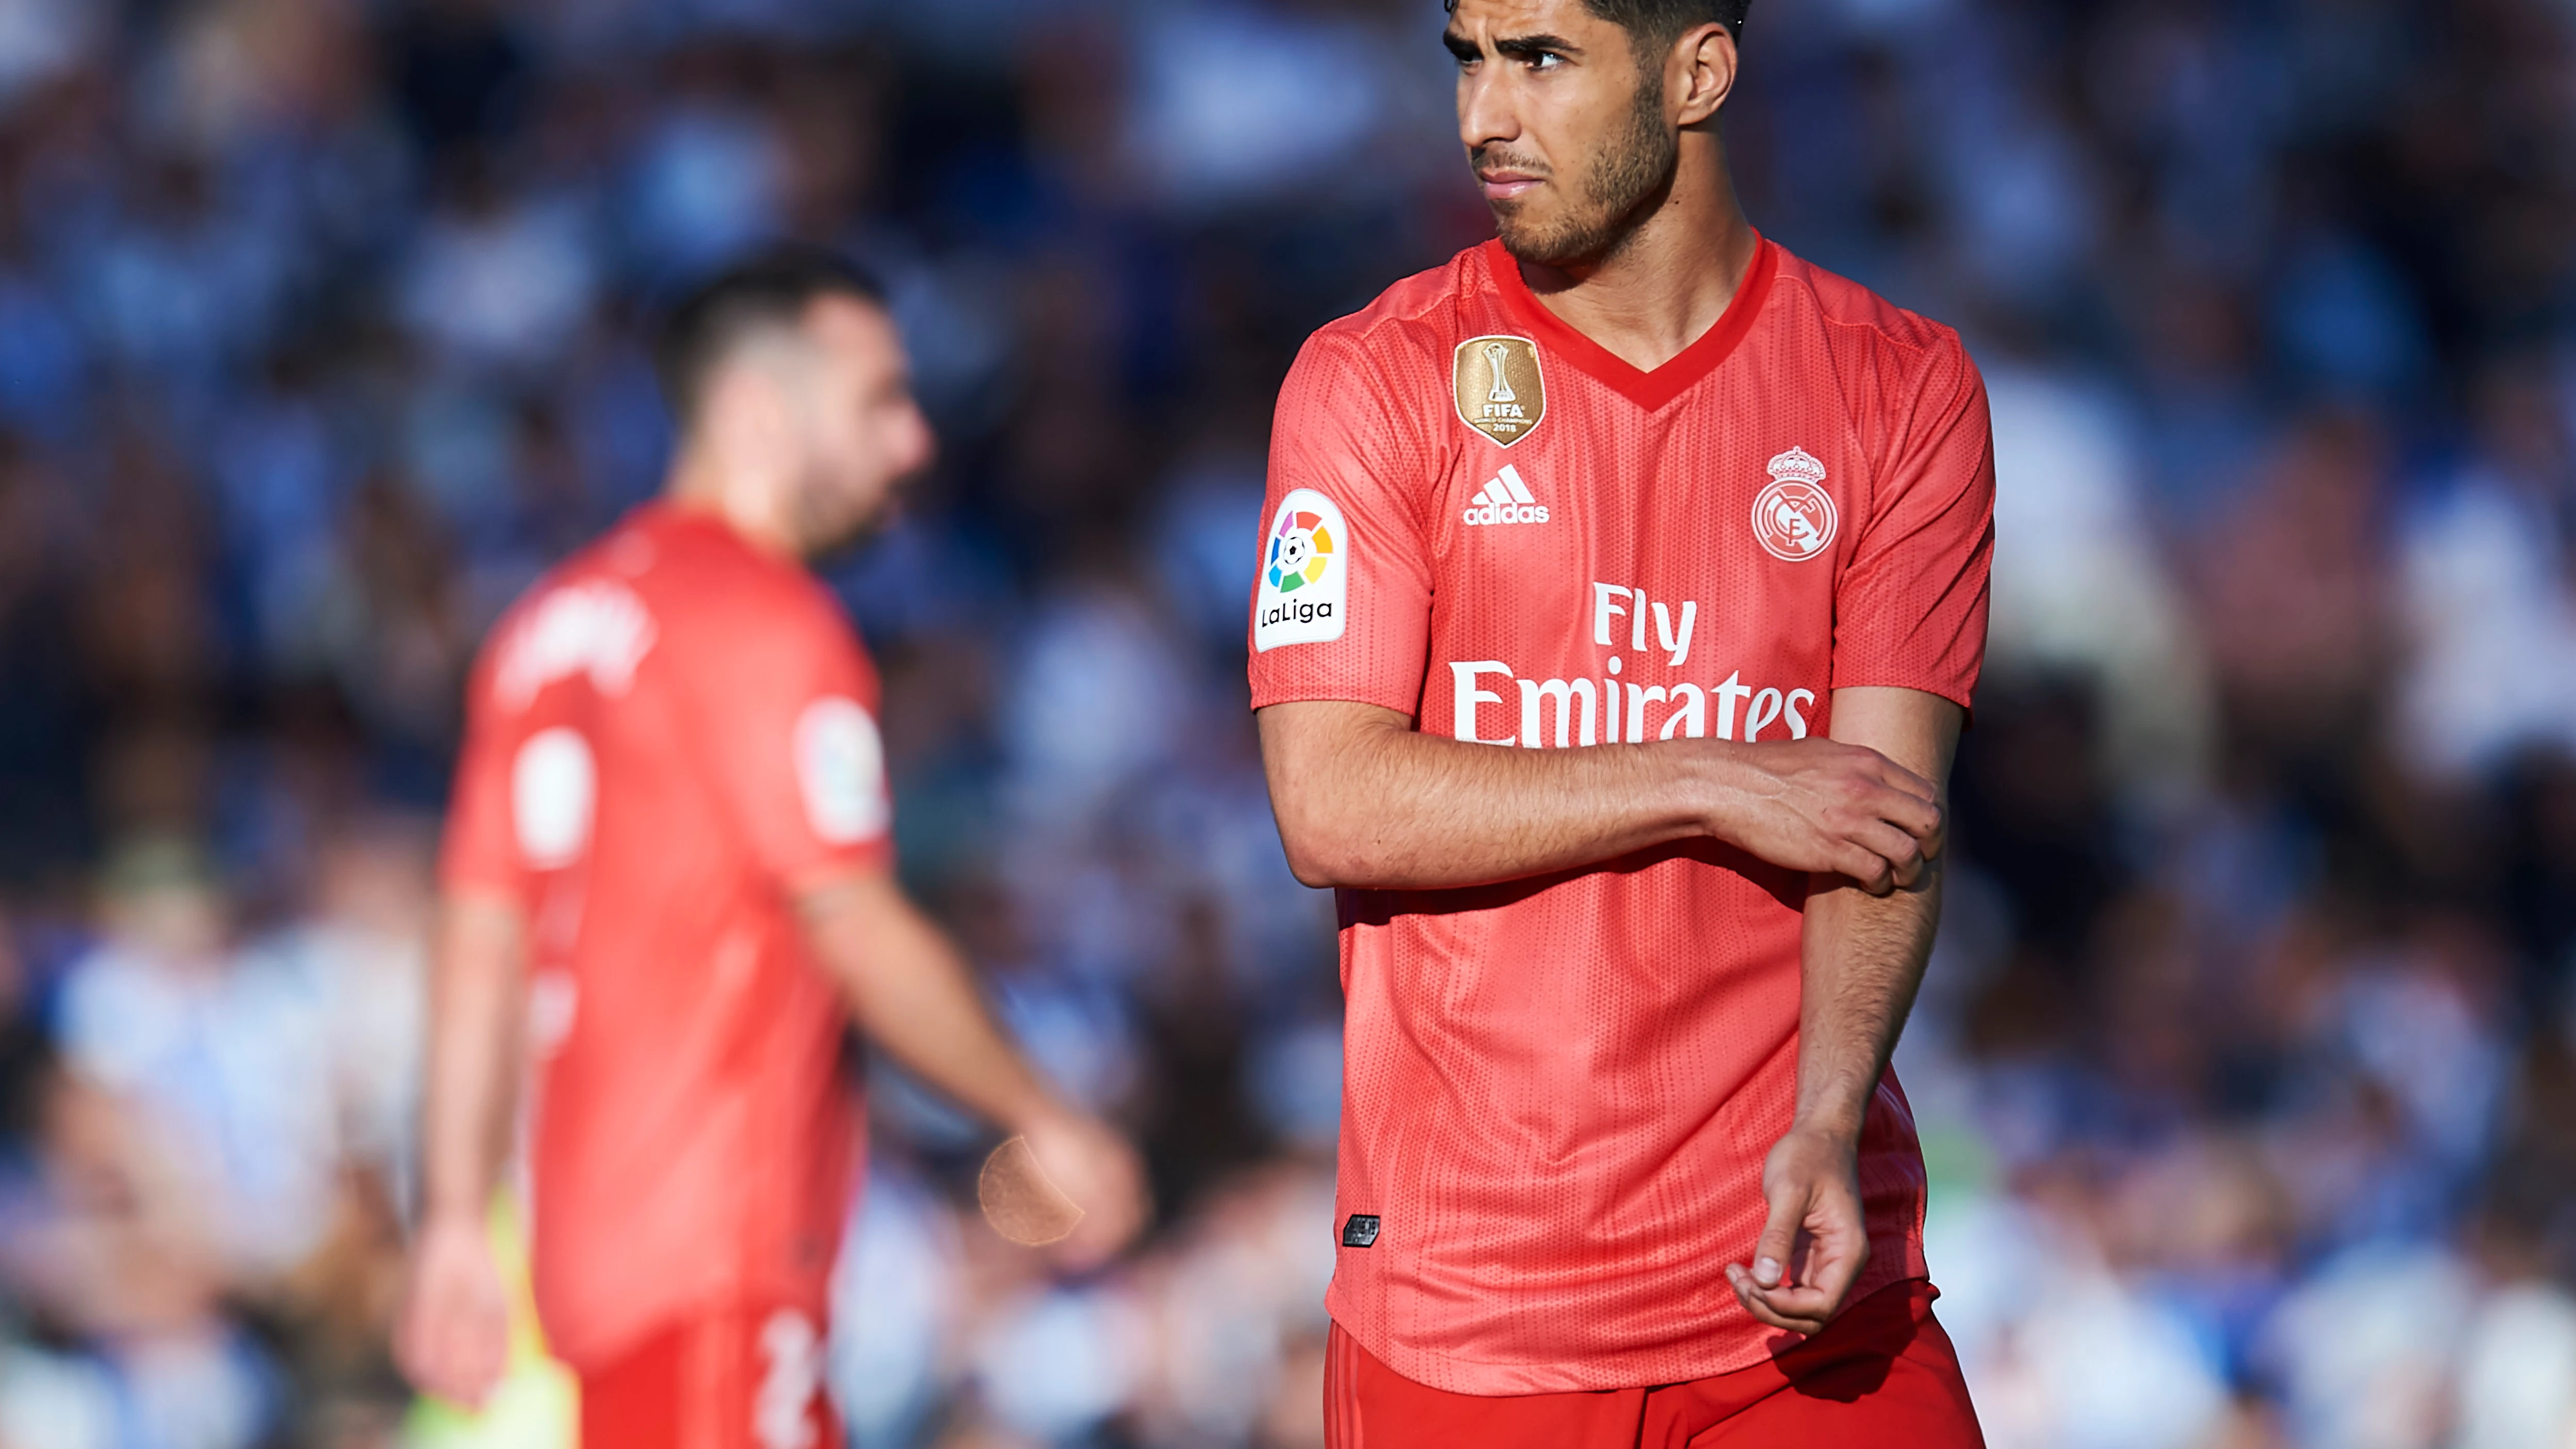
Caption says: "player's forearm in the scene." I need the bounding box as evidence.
[1261,703,1726,889]
[419,895,528,1225]
[1786,686,1960,1142]
[1261,699,1944,893]
[799,877,1062,1133]
[1790,866,1940,1143]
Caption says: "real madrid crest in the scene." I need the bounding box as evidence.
[1752,446,1837,562]
[1454,335,1546,447]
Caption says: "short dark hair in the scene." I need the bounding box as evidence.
[1445,0,1750,46]
[651,247,887,430]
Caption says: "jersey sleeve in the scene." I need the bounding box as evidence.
[439,645,534,904]
[1246,326,1438,717]
[690,593,895,893]
[1829,337,1996,710]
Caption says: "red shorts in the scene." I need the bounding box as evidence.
[1324,1281,1984,1449]
[579,1305,838,1449]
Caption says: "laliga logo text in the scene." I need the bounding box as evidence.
[1445,581,1817,748]
[1261,597,1335,628]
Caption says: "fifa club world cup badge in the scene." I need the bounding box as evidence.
[1752,446,1838,562]
[1454,335,1546,447]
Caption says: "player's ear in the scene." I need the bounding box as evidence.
[1673,23,1738,127]
[701,357,799,479]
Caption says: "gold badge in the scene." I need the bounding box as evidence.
[1453,335,1546,447]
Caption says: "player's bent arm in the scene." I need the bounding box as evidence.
[794,870,1146,1263]
[1787,687,1960,1142]
[1728,685,1960,1336]
[1257,698,1945,893]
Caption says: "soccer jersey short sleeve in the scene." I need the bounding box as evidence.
[1829,340,1996,708]
[439,653,534,904]
[690,599,893,893]
[1247,329,1437,717]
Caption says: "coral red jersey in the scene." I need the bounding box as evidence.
[1247,236,1994,1393]
[441,503,891,1374]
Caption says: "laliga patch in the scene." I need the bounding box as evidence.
[1454,335,1546,447]
[1752,446,1838,562]
[1255,488,1347,651]
[795,697,890,844]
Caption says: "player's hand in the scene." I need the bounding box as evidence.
[394,1210,511,1409]
[1702,738,1941,895]
[1018,1108,1151,1270]
[1723,1124,1868,1337]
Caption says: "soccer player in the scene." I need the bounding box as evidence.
[396,252,1145,1448]
[1250,2,1993,1443]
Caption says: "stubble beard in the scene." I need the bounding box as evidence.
[793,465,896,562]
[1490,72,1679,269]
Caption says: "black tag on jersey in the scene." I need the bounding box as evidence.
[1342,1214,1381,1248]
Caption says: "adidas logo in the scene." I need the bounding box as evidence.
[1462,464,1551,526]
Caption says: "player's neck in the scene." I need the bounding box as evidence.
[1513,145,1757,374]
[663,456,807,563]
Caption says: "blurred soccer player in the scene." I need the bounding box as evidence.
[397,252,1145,1448]
[1251,2,1992,1443]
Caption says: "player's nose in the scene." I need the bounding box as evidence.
[1458,65,1519,155]
[897,402,936,476]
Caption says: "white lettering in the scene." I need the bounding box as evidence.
[1786,689,1816,740]
[1631,588,1650,652]
[1518,677,1596,748]
[512,728,596,868]
[1450,661,1514,745]
[1713,672,1753,741]
[1461,504,1551,526]
[1662,684,1706,739]
[1453,660,1802,751]
[1626,683,1668,742]
[755,1309,822,1449]
[496,582,658,710]
[1591,583,1630,647]
[1654,600,1697,669]
[1745,687,1785,742]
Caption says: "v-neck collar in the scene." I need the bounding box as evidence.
[1487,232,1778,412]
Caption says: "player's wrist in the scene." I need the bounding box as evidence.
[1685,740,1760,846]
[1004,1094,1086,1143]
[418,1190,490,1237]
[1783,1107,1867,1152]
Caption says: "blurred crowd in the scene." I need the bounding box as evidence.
[0,1,2570,1446]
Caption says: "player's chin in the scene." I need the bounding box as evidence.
[1493,214,1596,270]
[808,505,895,561]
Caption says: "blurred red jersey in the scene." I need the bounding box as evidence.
[442,503,891,1374]
[1247,237,1994,1393]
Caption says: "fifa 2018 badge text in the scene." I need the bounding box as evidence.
[1443,582,1817,748]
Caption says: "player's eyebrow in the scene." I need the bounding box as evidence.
[1443,28,1584,63]
[1494,32,1581,61]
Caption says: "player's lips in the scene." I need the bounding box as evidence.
[1478,170,1543,200]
